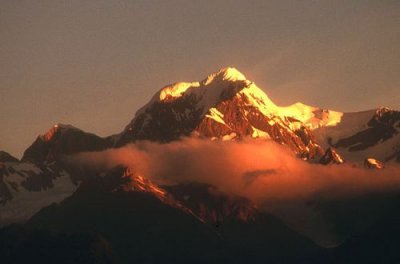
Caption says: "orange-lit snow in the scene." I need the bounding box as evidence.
[251,126,270,139]
[205,108,226,125]
[204,67,246,85]
[278,103,343,129]
[366,158,385,169]
[132,67,345,136]
[159,82,200,101]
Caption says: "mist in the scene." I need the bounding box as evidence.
[70,138,400,203]
[68,138,400,245]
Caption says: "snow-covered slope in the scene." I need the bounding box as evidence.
[0,161,77,226]
[116,66,400,165]
[313,107,400,163]
[127,67,342,131]
[278,102,343,130]
[116,67,342,160]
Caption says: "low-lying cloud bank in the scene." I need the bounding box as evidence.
[69,138,400,204]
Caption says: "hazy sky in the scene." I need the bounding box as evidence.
[1,0,399,157]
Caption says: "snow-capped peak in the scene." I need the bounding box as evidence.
[157,67,248,102]
[159,82,200,101]
[203,67,247,85]
[278,103,343,129]
[135,67,253,117]
[119,66,346,147]
[155,67,342,129]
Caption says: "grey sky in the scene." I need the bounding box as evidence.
[1,0,399,157]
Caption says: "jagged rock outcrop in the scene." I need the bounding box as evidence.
[364,158,385,169]
[0,151,19,163]
[334,107,400,152]
[164,182,257,223]
[319,148,344,165]
[22,124,113,165]
[116,67,333,160]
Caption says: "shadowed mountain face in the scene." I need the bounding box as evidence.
[0,151,19,163]
[0,167,321,263]
[116,68,329,160]
[334,108,400,152]
[330,196,400,264]
[3,167,400,263]
[0,226,116,264]
[319,148,344,165]
[0,124,113,221]
[22,124,113,165]
[164,182,258,223]
[314,107,400,163]
[0,163,13,204]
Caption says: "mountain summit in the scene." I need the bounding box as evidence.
[22,124,112,164]
[116,67,344,159]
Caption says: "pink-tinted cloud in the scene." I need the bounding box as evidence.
[70,138,400,203]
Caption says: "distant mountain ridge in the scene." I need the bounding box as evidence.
[22,123,113,165]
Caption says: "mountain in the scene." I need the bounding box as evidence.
[115,67,399,165]
[0,166,322,263]
[164,182,258,223]
[0,124,116,226]
[0,160,77,226]
[0,151,19,163]
[319,148,344,165]
[314,107,400,164]
[330,196,400,263]
[1,66,399,263]
[0,226,115,264]
[22,124,113,165]
[1,67,397,225]
[116,67,337,160]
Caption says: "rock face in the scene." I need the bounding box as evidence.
[116,67,332,160]
[319,148,344,165]
[0,166,320,264]
[0,124,115,223]
[0,163,13,205]
[0,161,77,225]
[22,124,113,164]
[314,107,400,163]
[0,151,19,163]
[364,158,385,169]
[164,182,258,223]
[334,107,400,151]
